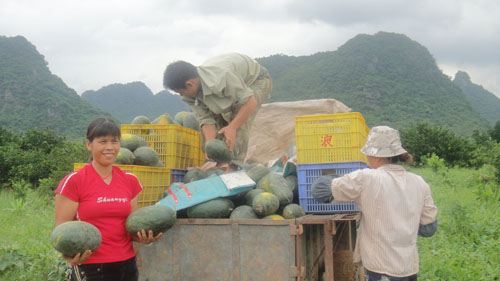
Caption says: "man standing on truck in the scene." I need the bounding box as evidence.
[163,53,272,168]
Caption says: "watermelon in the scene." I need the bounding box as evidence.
[282,204,306,219]
[131,115,151,125]
[182,112,200,131]
[126,205,176,237]
[136,136,148,149]
[230,205,259,219]
[175,111,189,126]
[184,168,207,183]
[114,147,135,164]
[285,175,298,192]
[133,146,160,166]
[257,173,293,207]
[227,188,247,205]
[153,113,176,125]
[262,214,285,220]
[121,133,148,151]
[273,185,294,207]
[206,139,232,163]
[51,221,102,257]
[245,163,270,182]
[154,161,165,167]
[285,174,299,204]
[257,172,288,191]
[252,192,279,217]
[187,198,234,218]
[243,189,264,206]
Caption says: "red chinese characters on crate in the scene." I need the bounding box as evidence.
[295,112,369,164]
[320,135,334,147]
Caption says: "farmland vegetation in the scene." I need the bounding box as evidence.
[0,124,499,280]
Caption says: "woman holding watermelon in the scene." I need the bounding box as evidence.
[54,117,162,281]
[312,126,438,281]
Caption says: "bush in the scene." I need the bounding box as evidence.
[470,139,500,168]
[400,122,474,167]
[0,126,18,146]
[488,120,500,143]
[422,153,446,172]
[0,127,88,188]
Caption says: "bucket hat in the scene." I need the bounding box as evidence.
[361,126,407,157]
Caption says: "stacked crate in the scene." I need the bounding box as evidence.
[116,123,203,207]
[121,124,203,170]
[295,112,370,214]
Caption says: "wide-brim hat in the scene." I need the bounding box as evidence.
[361,126,407,157]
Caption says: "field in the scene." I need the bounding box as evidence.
[0,165,499,280]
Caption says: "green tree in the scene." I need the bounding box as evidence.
[0,128,88,187]
[0,126,18,146]
[488,121,500,143]
[400,122,474,167]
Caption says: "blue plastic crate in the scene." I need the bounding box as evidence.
[171,169,187,184]
[297,162,369,214]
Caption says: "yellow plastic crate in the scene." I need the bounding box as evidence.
[295,112,369,164]
[121,124,203,169]
[74,163,171,208]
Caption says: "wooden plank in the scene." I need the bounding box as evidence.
[324,220,334,281]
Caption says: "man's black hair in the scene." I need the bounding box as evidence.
[163,61,198,90]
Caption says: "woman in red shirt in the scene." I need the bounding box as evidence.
[55,117,162,281]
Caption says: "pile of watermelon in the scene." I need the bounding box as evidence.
[176,163,305,220]
[116,112,200,167]
[131,112,200,132]
[116,133,161,167]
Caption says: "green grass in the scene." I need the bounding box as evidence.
[413,165,500,281]
[0,166,499,280]
[0,187,68,281]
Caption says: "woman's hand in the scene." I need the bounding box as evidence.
[62,250,92,265]
[134,229,163,244]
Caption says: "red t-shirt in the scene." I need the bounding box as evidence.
[55,163,142,264]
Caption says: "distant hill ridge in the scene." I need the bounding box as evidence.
[257,31,495,136]
[0,35,112,138]
[82,82,189,124]
[453,71,500,126]
[1,32,498,138]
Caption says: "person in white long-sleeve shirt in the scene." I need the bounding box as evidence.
[312,126,438,281]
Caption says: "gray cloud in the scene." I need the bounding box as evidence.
[0,0,499,98]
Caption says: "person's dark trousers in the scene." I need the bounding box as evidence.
[69,256,139,281]
[365,269,417,281]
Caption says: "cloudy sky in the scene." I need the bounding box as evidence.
[1,0,499,98]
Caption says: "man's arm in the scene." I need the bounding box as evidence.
[218,95,257,151]
[202,124,217,144]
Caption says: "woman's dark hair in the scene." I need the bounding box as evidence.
[163,60,198,90]
[389,152,414,165]
[86,117,121,142]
